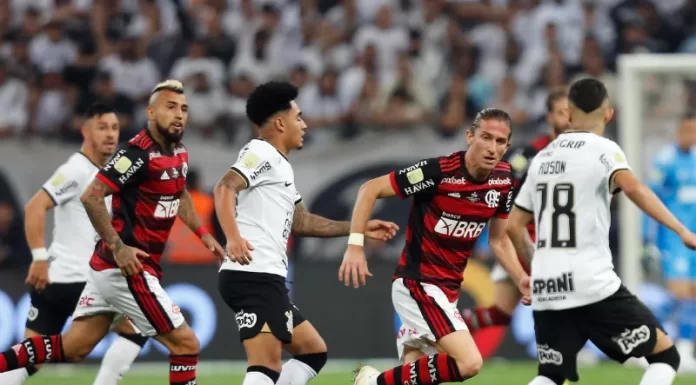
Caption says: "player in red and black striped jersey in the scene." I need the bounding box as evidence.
[460,89,570,335]
[343,108,531,385]
[0,80,224,385]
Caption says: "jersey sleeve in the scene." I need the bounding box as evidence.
[389,158,442,198]
[294,188,302,205]
[229,144,275,188]
[514,176,535,214]
[495,185,514,218]
[96,146,149,192]
[598,141,631,194]
[41,162,86,206]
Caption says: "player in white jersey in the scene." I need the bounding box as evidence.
[214,81,399,385]
[0,104,148,385]
[507,78,696,385]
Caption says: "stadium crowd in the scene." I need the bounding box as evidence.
[0,0,695,146]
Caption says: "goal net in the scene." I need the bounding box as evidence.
[617,54,696,294]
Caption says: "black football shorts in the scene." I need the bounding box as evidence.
[27,282,86,334]
[532,285,664,382]
[218,270,305,344]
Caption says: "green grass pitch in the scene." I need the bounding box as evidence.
[28,361,696,384]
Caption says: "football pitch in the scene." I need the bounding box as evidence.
[29,361,696,384]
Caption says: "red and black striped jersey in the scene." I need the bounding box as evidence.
[390,152,514,301]
[90,130,189,279]
[503,134,552,242]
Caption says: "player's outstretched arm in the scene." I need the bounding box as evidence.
[214,169,255,264]
[339,174,400,288]
[489,216,529,285]
[505,207,536,267]
[178,188,224,261]
[613,170,696,248]
[292,201,350,237]
[23,189,56,291]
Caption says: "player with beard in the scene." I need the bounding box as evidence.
[343,108,530,385]
[0,80,225,385]
[461,89,569,333]
[0,103,150,385]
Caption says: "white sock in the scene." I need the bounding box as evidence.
[277,359,318,385]
[92,336,143,385]
[639,363,676,385]
[243,371,276,385]
[0,368,30,385]
[624,356,650,369]
[527,376,558,385]
[677,340,695,361]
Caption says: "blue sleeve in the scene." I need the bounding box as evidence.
[643,151,672,244]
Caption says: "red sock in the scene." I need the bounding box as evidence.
[461,306,512,331]
[376,354,463,385]
[170,354,198,385]
[0,335,63,373]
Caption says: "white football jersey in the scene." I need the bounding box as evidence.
[41,152,112,283]
[515,132,629,310]
[219,139,301,278]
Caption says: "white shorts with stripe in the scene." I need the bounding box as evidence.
[393,278,468,361]
[72,268,185,336]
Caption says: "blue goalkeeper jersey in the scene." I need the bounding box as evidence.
[644,145,696,248]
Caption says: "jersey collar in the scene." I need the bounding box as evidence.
[253,138,289,162]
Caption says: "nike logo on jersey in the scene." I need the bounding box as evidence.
[285,182,292,187]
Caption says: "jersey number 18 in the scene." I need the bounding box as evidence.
[536,183,576,248]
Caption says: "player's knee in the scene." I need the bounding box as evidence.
[454,353,483,378]
[64,343,94,363]
[647,345,680,372]
[295,352,328,374]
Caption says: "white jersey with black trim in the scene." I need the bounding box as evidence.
[220,139,301,278]
[514,132,629,311]
[41,152,112,283]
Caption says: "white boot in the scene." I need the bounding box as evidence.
[354,365,380,385]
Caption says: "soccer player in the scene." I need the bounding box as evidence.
[507,78,696,385]
[214,81,399,385]
[343,108,531,385]
[645,114,696,370]
[0,80,225,385]
[462,88,570,332]
[0,103,148,385]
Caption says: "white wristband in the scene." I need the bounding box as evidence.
[348,233,365,247]
[31,248,48,261]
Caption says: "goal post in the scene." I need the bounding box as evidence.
[617,54,696,292]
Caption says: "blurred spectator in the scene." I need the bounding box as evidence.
[379,53,435,117]
[72,71,136,140]
[0,169,31,269]
[353,4,408,78]
[185,72,225,137]
[1,36,39,83]
[570,37,618,106]
[230,28,275,85]
[490,75,528,126]
[204,13,237,65]
[301,68,347,142]
[349,72,381,130]
[439,73,477,137]
[30,70,74,135]
[29,19,77,73]
[0,59,29,137]
[170,39,226,86]
[221,74,256,144]
[4,7,43,41]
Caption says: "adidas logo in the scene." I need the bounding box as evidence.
[161,171,170,180]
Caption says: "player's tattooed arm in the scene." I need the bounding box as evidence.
[292,201,351,237]
[178,189,204,232]
[214,170,248,239]
[80,179,124,252]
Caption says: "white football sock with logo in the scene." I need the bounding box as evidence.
[92,336,142,385]
[0,368,30,385]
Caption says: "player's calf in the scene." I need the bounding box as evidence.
[278,321,328,385]
[639,330,680,385]
[155,323,201,385]
[242,333,284,385]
